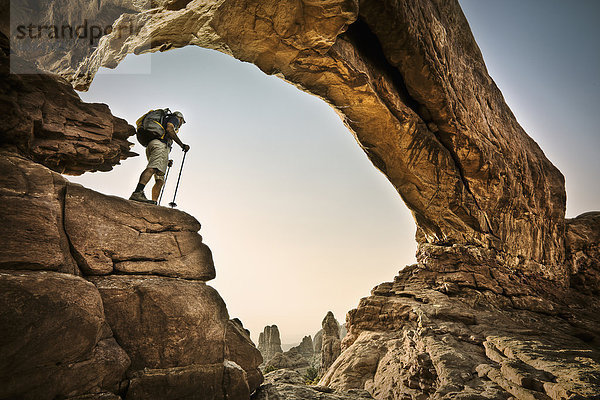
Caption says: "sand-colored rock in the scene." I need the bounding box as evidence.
[0,150,78,274]
[88,275,228,370]
[225,319,264,394]
[320,245,600,399]
[566,212,600,294]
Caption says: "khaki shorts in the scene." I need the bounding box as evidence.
[146,139,170,181]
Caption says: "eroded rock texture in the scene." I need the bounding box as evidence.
[258,325,284,365]
[320,245,600,399]
[262,334,317,375]
[0,35,136,175]
[253,369,374,400]
[0,151,262,399]
[6,0,566,275]
[321,311,342,375]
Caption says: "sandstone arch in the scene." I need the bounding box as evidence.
[4,0,565,276]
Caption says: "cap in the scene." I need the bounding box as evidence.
[173,111,186,124]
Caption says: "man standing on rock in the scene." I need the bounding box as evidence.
[130,110,190,204]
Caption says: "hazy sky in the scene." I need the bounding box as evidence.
[70,1,599,344]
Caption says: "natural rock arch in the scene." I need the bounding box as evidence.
[5,0,566,279]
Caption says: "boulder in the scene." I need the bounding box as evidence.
[566,212,600,294]
[0,148,263,398]
[65,184,215,280]
[0,150,78,274]
[225,319,264,393]
[0,270,130,400]
[89,275,229,370]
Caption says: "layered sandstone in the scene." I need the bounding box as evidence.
[320,245,600,399]
[0,150,262,399]
[0,35,136,175]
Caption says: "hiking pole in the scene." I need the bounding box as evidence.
[169,151,187,208]
[157,164,171,206]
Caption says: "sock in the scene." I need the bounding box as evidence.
[135,183,145,193]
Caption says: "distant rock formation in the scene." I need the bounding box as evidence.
[290,335,315,362]
[0,149,263,399]
[258,325,283,364]
[320,312,342,375]
[263,335,317,374]
[253,369,373,400]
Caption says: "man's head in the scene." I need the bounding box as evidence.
[173,111,186,126]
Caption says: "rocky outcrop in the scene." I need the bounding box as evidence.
[290,335,315,363]
[263,335,316,374]
[6,0,566,275]
[258,325,283,364]
[0,35,136,175]
[252,369,373,400]
[566,212,600,295]
[66,183,215,279]
[0,150,262,399]
[321,311,342,375]
[320,244,600,399]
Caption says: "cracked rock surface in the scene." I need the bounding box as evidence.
[0,150,263,399]
[320,245,600,399]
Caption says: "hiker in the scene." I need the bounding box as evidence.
[130,110,190,204]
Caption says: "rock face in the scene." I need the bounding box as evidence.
[252,369,374,400]
[320,244,600,399]
[566,212,600,295]
[6,0,566,276]
[258,325,284,364]
[0,150,263,399]
[321,311,342,375]
[0,36,136,175]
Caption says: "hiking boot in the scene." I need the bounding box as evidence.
[129,191,153,203]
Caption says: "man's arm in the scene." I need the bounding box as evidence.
[166,123,190,152]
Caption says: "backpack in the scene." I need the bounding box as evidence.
[135,108,171,147]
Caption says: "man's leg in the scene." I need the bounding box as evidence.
[151,177,164,202]
[130,168,158,203]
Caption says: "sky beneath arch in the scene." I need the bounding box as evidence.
[69,0,600,345]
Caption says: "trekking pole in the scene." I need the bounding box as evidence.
[169,151,187,208]
[157,164,171,206]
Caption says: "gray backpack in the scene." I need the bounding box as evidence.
[135,108,171,147]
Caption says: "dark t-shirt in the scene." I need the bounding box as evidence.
[161,114,181,146]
